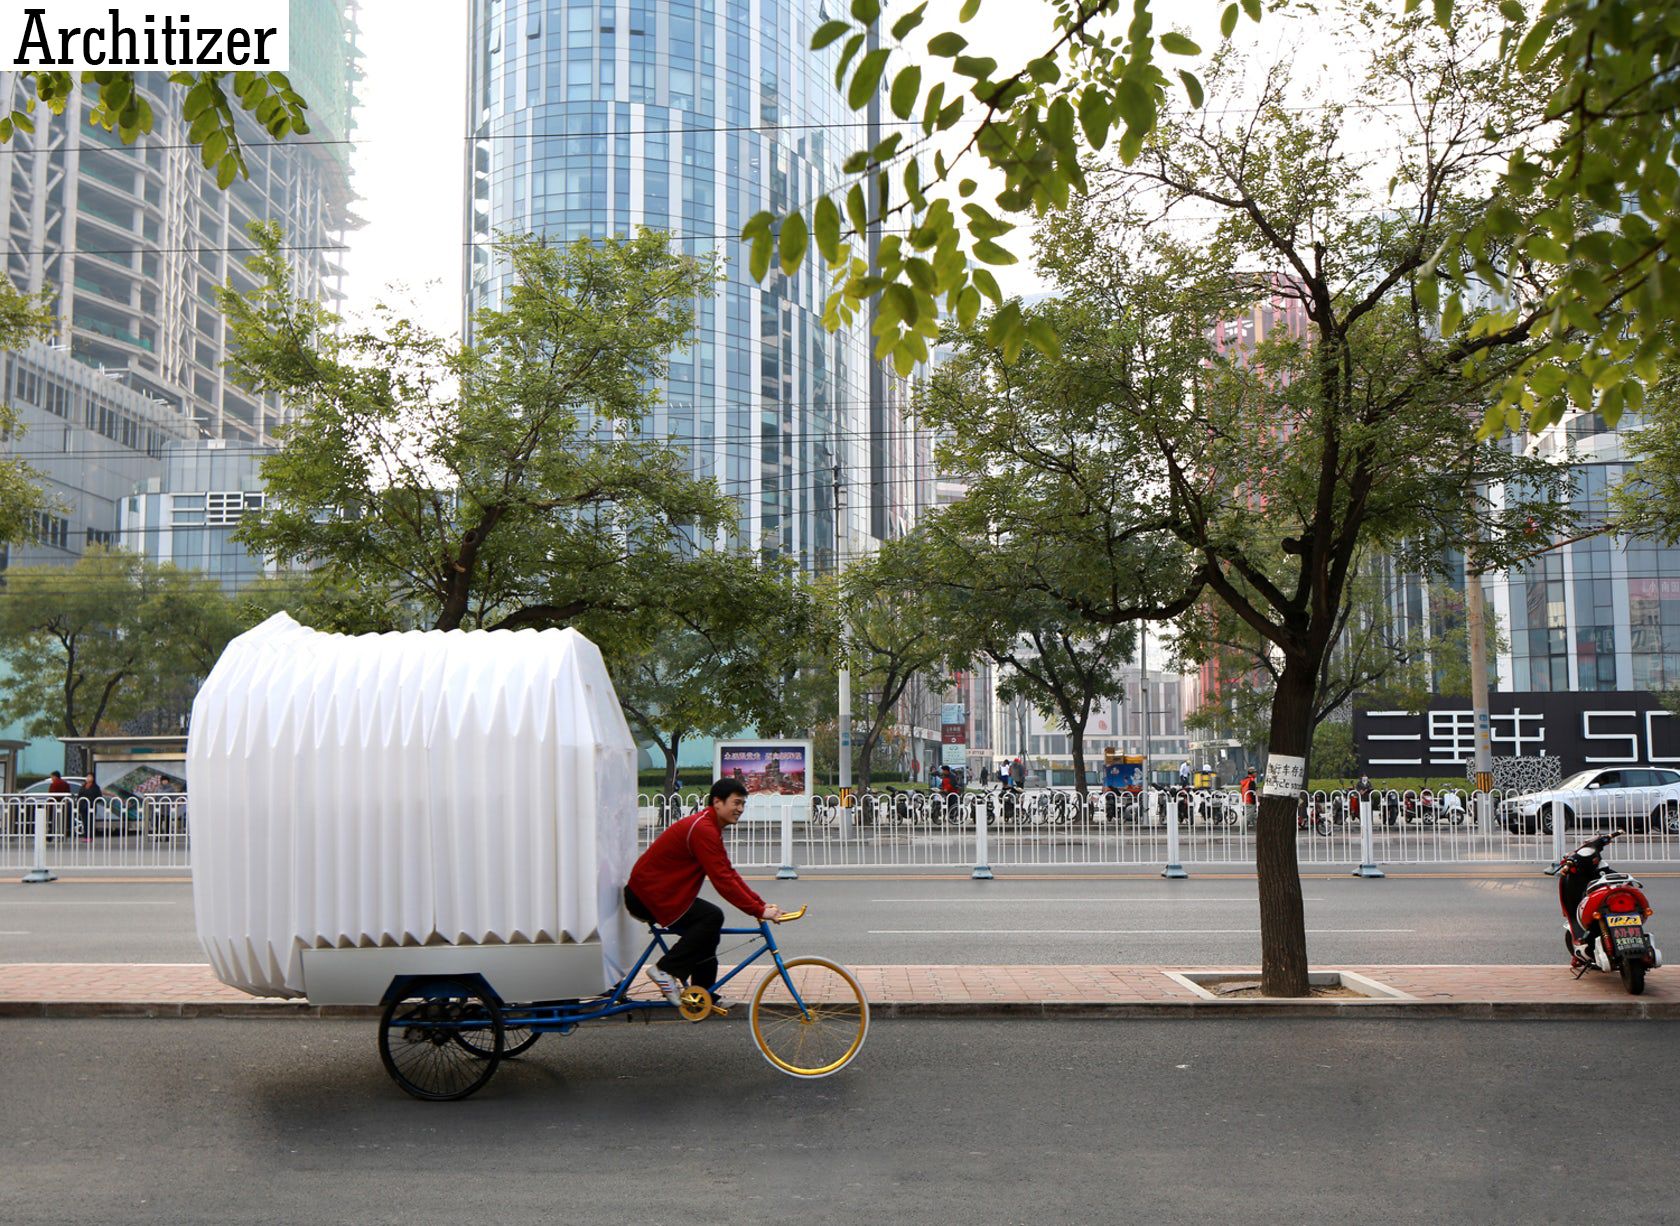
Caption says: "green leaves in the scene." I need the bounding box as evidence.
[890,65,921,120]
[779,211,808,275]
[972,240,1017,265]
[813,196,842,262]
[1178,70,1204,109]
[740,0,1289,378]
[848,48,890,110]
[1079,87,1112,150]
[743,211,774,282]
[891,3,928,40]
[2,71,314,189]
[811,19,850,49]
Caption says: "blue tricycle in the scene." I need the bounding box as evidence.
[375,905,869,1100]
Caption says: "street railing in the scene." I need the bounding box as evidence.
[0,793,191,874]
[636,786,1680,876]
[8,784,1674,878]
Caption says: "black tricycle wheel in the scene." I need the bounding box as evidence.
[379,976,505,1101]
[456,1021,540,1060]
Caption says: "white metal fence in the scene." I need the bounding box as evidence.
[638,787,1680,876]
[0,793,192,876]
[7,786,1676,877]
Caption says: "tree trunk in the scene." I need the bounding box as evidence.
[857,726,877,796]
[1257,658,1314,997]
[662,731,683,798]
[857,706,892,797]
[1067,710,1091,798]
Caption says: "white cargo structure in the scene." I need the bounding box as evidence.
[188,613,640,1003]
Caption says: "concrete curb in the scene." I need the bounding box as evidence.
[4,998,1678,1021]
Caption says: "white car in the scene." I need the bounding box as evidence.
[1498,767,1680,834]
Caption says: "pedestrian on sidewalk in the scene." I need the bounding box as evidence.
[75,774,102,842]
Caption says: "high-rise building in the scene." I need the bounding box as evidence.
[1,340,200,571]
[1484,411,1680,694]
[464,0,922,566]
[0,0,362,447]
[119,440,275,591]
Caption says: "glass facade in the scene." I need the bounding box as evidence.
[465,0,907,566]
[1489,411,1680,692]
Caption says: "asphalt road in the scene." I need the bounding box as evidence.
[5,1016,1678,1223]
[5,870,1680,966]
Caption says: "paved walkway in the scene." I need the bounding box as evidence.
[1,961,1674,1018]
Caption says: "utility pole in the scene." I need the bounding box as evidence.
[836,461,851,805]
[1139,620,1152,818]
[1464,475,1495,829]
[1466,559,1495,828]
[841,14,880,808]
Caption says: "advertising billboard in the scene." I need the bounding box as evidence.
[714,740,813,819]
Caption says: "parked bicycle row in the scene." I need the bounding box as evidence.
[638,785,1680,836]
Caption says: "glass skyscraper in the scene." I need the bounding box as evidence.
[465,0,928,566]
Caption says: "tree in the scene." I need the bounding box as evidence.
[742,0,1268,375]
[909,526,1135,796]
[920,4,1577,993]
[1612,353,1680,541]
[223,224,732,634]
[749,0,1675,436]
[840,545,952,795]
[1422,0,1680,434]
[1,71,310,188]
[0,551,242,769]
[598,555,823,797]
[1180,571,1505,764]
[0,274,59,545]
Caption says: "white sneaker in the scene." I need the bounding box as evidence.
[646,967,682,1007]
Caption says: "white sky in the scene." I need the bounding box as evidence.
[337,0,1349,337]
[338,0,469,337]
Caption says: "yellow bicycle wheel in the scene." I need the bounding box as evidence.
[750,956,869,1078]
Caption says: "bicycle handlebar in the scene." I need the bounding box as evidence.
[772,905,808,923]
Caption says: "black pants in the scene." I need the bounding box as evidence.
[624,887,723,990]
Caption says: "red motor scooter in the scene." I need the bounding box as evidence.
[1547,830,1664,995]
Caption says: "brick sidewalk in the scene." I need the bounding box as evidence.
[1,961,1674,1018]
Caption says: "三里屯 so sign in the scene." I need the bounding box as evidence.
[1352,691,1680,774]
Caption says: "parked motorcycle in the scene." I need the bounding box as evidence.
[1546,830,1664,995]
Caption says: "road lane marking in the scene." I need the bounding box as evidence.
[870,897,1322,903]
[868,928,1415,935]
[0,930,29,935]
[0,900,179,905]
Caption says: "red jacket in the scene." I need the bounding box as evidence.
[627,807,766,925]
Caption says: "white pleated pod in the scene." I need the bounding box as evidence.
[189,613,638,998]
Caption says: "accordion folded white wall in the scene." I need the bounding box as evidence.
[188,612,640,999]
